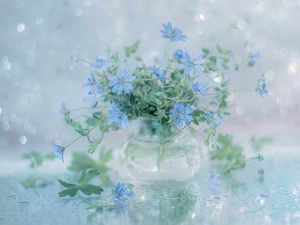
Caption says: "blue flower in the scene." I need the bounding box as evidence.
[108,68,136,95]
[191,82,209,95]
[180,52,205,76]
[83,85,104,107]
[59,102,70,121]
[83,71,96,87]
[256,74,268,99]
[49,141,65,163]
[170,102,194,128]
[107,107,129,129]
[151,65,165,79]
[69,45,80,73]
[113,182,135,203]
[173,49,185,61]
[91,53,114,74]
[204,111,222,127]
[205,169,221,196]
[160,21,187,42]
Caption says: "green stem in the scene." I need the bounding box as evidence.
[64,136,83,148]
[187,126,205,138]
[165,126,187,142]
[78,58,91,64]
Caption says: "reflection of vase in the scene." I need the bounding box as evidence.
[120,119,201,182]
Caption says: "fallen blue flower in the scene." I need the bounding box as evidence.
[113,182,135,203]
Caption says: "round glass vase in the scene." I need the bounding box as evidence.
[119,119,202,182]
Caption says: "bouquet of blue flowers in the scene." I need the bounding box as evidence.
[50,21,267,162]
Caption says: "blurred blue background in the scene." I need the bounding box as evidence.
[1,0,300,153]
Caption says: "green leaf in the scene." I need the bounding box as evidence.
[68,152,96,171]
[104,45,111,53]
[20,175,37,188]
[58,179,77,188]
[79,169,100,185]
[87,212,97,220]
[216,45,231,55]
[258,169,264,175]
[251,136,272,151]
[23,152,43,168]
[86,118,99,126]
[192,119,199,125]
[93,111,103,119]
[45,153,56,160]
[202,48,210,55]
[58,187,79,197]
[209,56,217,65]
[124,40,140,58]
[99,149,113,164]
[204,129,210,134]
[86,203,102,210]
[204,139,209,146]
[79,184,104,195]
[234,64,239,71]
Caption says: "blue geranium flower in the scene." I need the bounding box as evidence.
[206,169,221,196]
[160,21,187,42]
[107,107,129,129]
[113,182,135,203]
[151,65,165,79]
[91,53,114,74]
[191,82,209,95]
[256,74,268,99]
[69,45,80,73]
[170,102,194,128]
[49,141,65,163]
[108,68,136,95]
[180,51,205,76]
[83,71,96,87]
[204,111,222,127]
[173,49,185,61]
[59,102,70,121]
[83,85,104,107]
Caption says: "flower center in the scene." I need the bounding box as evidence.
[118,77,126,85]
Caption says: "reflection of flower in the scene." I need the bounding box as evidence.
[113,182,135,203]
[108,68,136,95]
[246,42,260,67]
[170,102,194,128]
[59,102,70,121]
[115,201,129,215]
[50,141,65,163]
[151,65,165,79]
[206,169,221,196]
[108,107,129,129]
[256,74,268,100]
[160,21,187,42]
[69,45,80,73]
[246,43,261,60]
[180,52,205,76]
[204,111,222,127]
[191,82,209,95]
[91,54,114,74]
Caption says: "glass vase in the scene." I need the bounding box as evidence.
[119,119,202,182]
